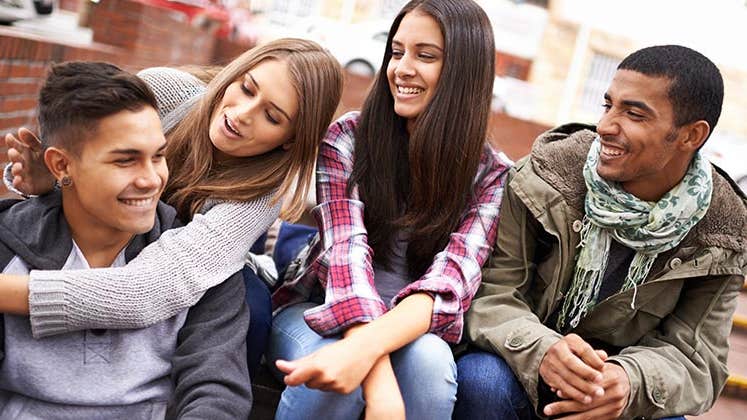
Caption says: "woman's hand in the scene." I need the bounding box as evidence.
[4,128,56,195]
[275,329,380,394]
[276,294,434,395]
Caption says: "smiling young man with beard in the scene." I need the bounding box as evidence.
[455,45,747,420]
[0,62,251,419]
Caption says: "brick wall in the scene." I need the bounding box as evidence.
[90,0,216,69]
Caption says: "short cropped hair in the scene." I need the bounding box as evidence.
[38,61,158,154]
[618,45,724,140]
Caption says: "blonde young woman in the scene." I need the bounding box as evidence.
[0,39,343,366]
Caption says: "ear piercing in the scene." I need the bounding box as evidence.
[59,176,73,187]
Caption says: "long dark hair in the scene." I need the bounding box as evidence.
[348,0,495,276]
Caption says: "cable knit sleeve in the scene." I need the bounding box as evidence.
[27,194,279,338]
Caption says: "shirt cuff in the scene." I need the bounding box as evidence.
[303,296,387,337]
[28,269,71,338]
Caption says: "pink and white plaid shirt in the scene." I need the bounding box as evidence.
[272,112,511,343]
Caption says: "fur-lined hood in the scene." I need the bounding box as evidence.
[526,123,747,253]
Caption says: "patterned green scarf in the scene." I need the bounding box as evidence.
[557,136,713,330]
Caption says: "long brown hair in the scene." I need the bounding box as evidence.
[164,38,343,221]
[349,0,495,276]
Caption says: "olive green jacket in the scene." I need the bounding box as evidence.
[466,124,747,419]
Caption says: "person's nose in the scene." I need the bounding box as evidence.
[234,97,258,126]
[394,53,416,79]
[134,160,163,192]
[597,108,620,138]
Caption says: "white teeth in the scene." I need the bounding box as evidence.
[397,86,424,95]
[224,115,241,136]
[601,145,624,156]
[121,197,154,207]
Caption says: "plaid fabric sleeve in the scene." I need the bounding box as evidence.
[302,112,388,336]
[392,146,511,343]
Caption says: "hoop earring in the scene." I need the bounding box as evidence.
[59,176,73,187]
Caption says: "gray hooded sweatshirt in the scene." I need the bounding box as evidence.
[0,191,252,419]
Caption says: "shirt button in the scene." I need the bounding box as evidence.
[509,337,523,347]
[652,388,664,404]
[572,220,583,233]
[669,258,683,270]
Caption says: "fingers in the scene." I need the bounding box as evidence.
[5,133,30,156]
[275,359,296,374]
[571,336,605,371]
[277,356,346,392]
[562,334,604,371]
[282,361,317,387]
[544,398,586,417]
[543,369,595,404]
[542,344,604,399]
[17,127,42,150]
[553,402,620,419]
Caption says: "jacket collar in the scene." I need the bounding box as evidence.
[525,124,747,253]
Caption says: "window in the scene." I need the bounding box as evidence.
[581,53,620,113]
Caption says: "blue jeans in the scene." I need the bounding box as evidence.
[273,222,317,278]
[454,350,536,420]
[454,351,686,420]
[267,303,458,420]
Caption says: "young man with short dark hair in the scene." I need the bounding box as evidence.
[0,61,251,419]
[456,45,746,420]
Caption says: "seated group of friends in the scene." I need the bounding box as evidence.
[0,0,744,419]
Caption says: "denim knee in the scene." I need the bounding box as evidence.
[391,333,457,420]
[454,351,533,420]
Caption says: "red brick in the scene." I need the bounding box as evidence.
[0,116,31,130]
[8,63,31,78]
[0,97,37,114]
[27,64,46,78]
[0,81,39,96]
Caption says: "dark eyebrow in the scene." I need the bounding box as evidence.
[248,72,292,122]
[109,143,167,156]
[604,93,655,115]
[391,39,443,52]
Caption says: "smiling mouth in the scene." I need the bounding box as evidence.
[224,114,241,136]
[600,143,626,158]
[397,85,424,96]
[119,196,156,208]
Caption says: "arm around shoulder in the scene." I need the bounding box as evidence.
[29,196,279,338]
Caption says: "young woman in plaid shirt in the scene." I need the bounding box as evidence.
[268,1,511,419]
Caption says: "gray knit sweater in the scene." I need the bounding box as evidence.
[23,68,281,338]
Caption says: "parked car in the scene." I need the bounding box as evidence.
[253,14,389,78]
[0,0,53,23]
[702,132,747,193]
[306,19,389,77]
